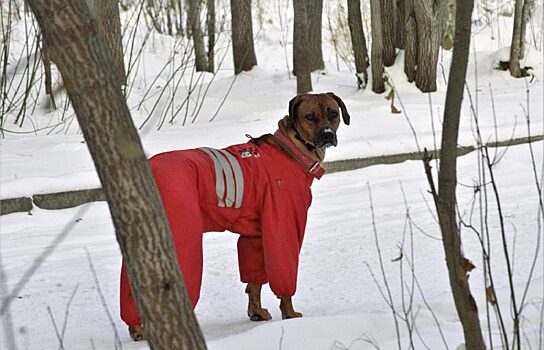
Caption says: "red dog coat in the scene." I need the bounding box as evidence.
[120,132,324,326]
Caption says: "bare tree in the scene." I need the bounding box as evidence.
[293,0,312,93]
[187,0,209,72]
[381,0,396,66]
[441,0,455,50]
[369,0,385,93]
[88,0,126,86]
[413,0,443,92]
[347,0,369,87]
[207,0,215,72]
[509,0,533,77]
[404,0,417,82]
[307,0,324,71]
[231,0,258,74]
[27,0,207,348]
[423,0,486,348]
[394,0,404,49]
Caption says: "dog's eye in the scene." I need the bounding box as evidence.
[305,113,316,121]
[329,110,339,119]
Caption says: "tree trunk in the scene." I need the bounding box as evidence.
[347,0,369,86]
[395,0,404,49]
[89,0,126,86]
[369,0,385,93]
[207,0,215,72]
[187,0,208,72]
[381,0,396,66]
[307,0,324,71]
[441,0,455,50]
[404,0,417,82]
[425,0,486,348]
[293,0,312,93]
[42,40,56,110]
[519,0,533,60]
[230,0,258,74]
[413,0,443,92]
[27,1,207,348]
[509,0,532,76]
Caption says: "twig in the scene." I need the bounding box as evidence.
[367,182,402,350]
[46,305,65,350]
[85,249,122,350]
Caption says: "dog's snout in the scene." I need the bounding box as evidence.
[318,128,337,147]
[321,130,335,141]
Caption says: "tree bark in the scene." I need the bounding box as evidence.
[413,0,443,92]
[207,0,215,72]
[369,0,385,93]
[306,0,324,71]
[381,0,396,66]
[427,0,486,348]
[293,0,312,93]
[27,1,207,348]
[230,0,258,74]
[509,0,532,76]
[187,0,208,72]
[347,0,369,86]
[89,0,126,86]
[395,0,404,49]
[441,0,455,50]
[519,0,533,60]
[404,0,417,82]
[42,40,56,110]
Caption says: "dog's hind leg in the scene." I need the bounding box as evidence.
[245,282,272,321]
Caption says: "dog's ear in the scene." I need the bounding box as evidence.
[326,92,350,125]
[288,95,305,125]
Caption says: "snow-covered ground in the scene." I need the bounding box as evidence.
[1,1,544,349]
[1,141,543,349]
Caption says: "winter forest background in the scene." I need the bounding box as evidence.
[1,0,543,349]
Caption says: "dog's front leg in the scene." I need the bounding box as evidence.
[245,282,272,321]
[279,296,303,319]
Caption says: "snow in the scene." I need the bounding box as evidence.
[1,1,544,349]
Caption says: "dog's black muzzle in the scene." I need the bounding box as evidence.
[316,128,338,148]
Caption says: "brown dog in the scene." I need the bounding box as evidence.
[236,92,350,322]
[125,93,349,341]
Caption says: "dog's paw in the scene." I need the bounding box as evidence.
[282,311,303,320]
[128,324,145,341]
[248,307,272,321]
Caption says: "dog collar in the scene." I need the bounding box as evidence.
[273,130,326,180]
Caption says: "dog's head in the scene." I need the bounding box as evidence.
[286,93,350,149]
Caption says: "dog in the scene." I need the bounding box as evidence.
[120,93,350,341]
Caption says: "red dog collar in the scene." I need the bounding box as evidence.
[273,130,326,180]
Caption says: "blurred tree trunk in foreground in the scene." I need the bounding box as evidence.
[27,0,207,348]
